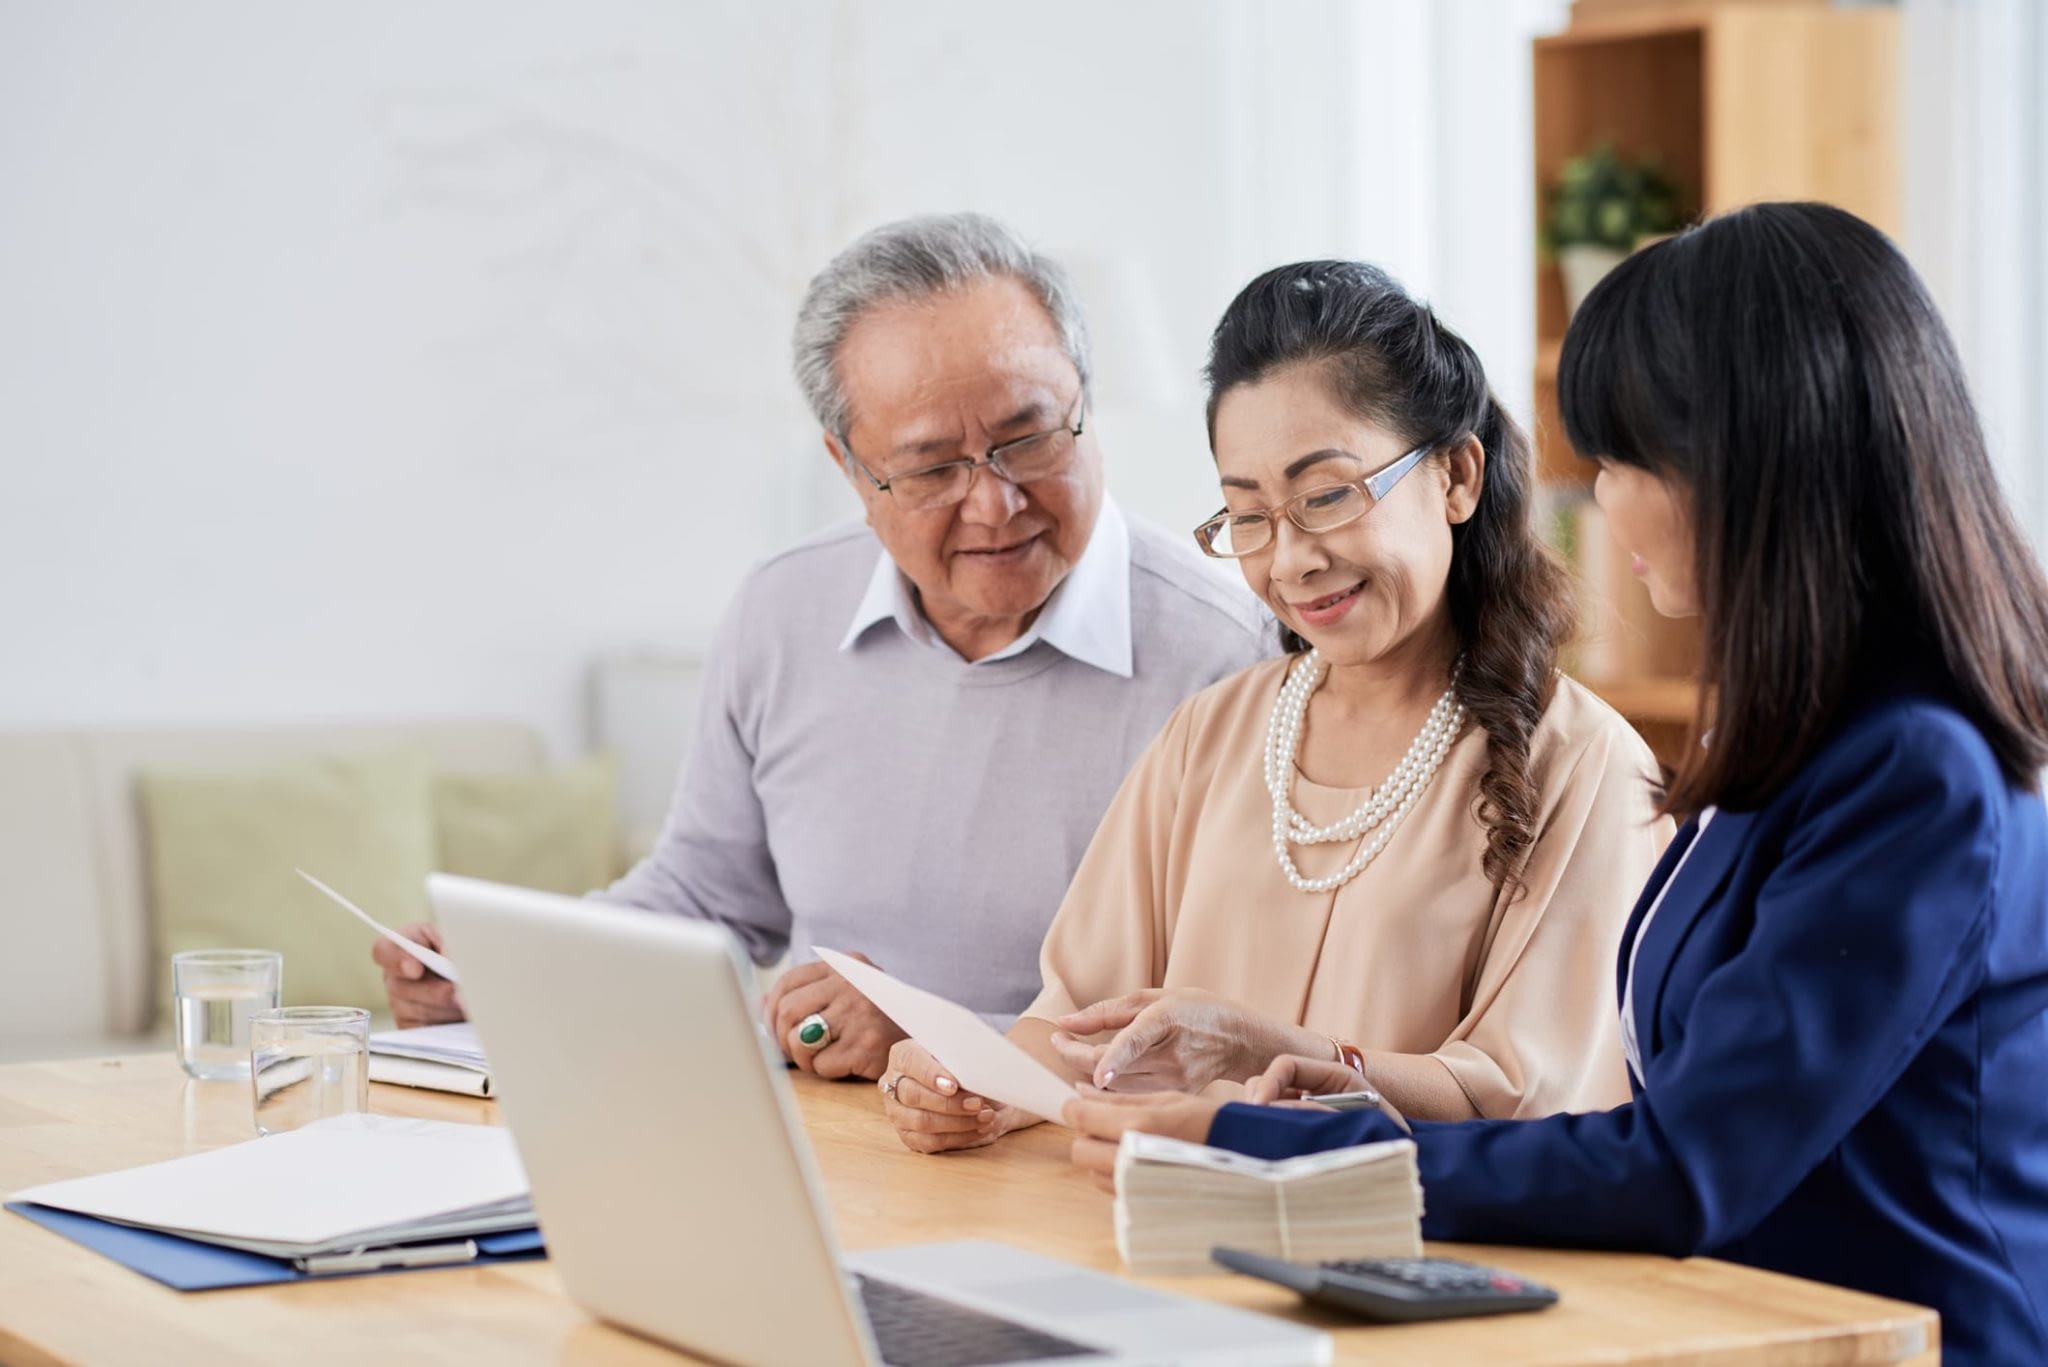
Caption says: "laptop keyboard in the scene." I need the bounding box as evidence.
[856,1274,1107,1366]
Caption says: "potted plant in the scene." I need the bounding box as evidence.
[1543,146,1686,315]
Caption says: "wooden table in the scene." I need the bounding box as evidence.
[0,1055,1937,1365]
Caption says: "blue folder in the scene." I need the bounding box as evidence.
[5,1201,545,1291]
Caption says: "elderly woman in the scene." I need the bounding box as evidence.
[881,260,1673,1153]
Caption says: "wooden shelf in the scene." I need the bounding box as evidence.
[1583,675,1700,769]
[1531,339,1587,489]
[1531,3,1896,770]
[1528,3,1898,484]
[1586,675,1698,725]
[1543,4,1744,47]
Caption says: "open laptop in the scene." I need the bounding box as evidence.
[429,874,1330,1367]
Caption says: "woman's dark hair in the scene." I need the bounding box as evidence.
[1562,201,2048,812]
[1204,260,1576,896]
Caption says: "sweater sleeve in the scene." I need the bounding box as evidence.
[592,586,794,965]
[1208,708,2001,1254]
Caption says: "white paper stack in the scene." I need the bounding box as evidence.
[1113,1132,1423,1275]
[369,1023,493,1097]
[11,1113,531,1258]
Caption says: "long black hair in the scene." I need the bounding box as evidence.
[1205,261,1576,896]
[1561,201,2048,811]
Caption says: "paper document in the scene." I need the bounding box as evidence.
[816,948,1076,1123]
[368,1023,492,1097]
[369,1022,487,1067]
[297,869,461,983]
[368,1055,492,1098]
[10,1113,528,1257]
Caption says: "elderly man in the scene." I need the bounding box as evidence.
[377,212,1269,1079]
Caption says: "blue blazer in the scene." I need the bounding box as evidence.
[1209,688,2048,1365]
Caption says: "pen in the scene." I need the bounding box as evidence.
[296,1238,479,1276]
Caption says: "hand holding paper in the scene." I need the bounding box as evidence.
[815,948,1075,1123]
[297,870,461,984]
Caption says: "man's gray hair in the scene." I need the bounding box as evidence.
[792,212,1093,439]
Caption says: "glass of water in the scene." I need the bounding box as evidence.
[250,1006,370,1136]
[172,949,283,1081]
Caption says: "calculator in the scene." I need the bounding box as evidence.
[1212,1247,1559,1323]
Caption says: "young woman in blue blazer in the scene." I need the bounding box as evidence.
[1064,202,2048,1364]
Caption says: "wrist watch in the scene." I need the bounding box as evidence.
[1319,1037,1412,1135]
[1327,1035,1369,1080]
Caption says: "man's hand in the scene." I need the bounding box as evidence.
[373,924,464,1029]
[1061,1090,1227,1192]
[761,953,905,1081]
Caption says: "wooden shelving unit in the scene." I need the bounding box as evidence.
[1532,0,1898,766]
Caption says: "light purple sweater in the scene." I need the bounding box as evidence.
[599,516,1271,1020]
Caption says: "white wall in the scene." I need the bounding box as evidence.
[0,1,1564,757]
[1903,0,2048,557]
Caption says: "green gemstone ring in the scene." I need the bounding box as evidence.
[796,1012,832,1049]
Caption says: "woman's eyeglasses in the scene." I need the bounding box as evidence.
[1192,441,1435,559]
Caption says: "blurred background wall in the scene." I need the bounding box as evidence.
[0,0,1569,757]
[2,0,2042,762]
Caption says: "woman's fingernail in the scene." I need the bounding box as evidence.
[1100,1070,1116,1088]
[936,1076,957,1094]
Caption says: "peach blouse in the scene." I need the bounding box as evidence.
[1024,658,1673,1118]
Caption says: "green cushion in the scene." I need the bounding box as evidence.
[140,750,437,1017]
[433,755,618,896]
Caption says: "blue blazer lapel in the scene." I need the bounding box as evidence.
[1615,816,1700,1007]
[1626,809,1758,1068]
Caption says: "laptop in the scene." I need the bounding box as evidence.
[429,875,1330,1367]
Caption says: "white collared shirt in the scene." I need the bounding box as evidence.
[837,497,1134,678]
[1621,805,1719,1085]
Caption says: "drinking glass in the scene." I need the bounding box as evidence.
[250,1006,370,1136]
[172,949,283,1081]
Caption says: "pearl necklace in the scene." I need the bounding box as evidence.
[1264,648,1466,893]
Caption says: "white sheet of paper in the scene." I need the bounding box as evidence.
[297,869,461,983]
[368,1021,487,1067]
[10,1114,524,1246]
[1120,1130,1417,1181]
[816,948,1076,1123]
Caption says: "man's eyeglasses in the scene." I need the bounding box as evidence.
[843,399,1085,513]
[1192,440,1436,559]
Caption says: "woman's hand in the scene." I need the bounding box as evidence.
[1061,1090,1228,1192]
[1246,1053,1371,1105]
[879,1039,1028,1155]
[1049,988,1315,1093]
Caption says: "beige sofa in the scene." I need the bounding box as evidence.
[0,721,544,1062]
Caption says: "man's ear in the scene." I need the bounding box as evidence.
[825,432,879,527]
[823,431,852,476]
[1444,434,1486,525]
